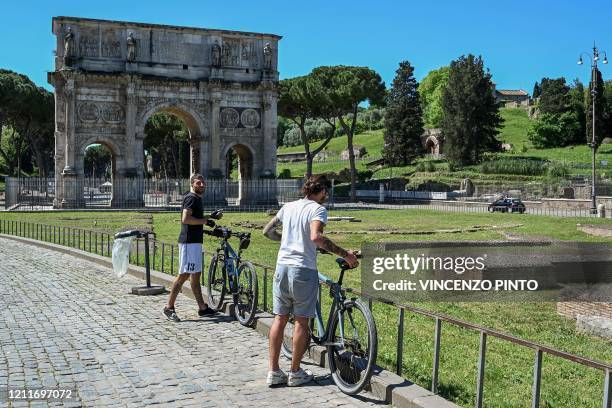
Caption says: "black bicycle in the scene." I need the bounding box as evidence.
[205,223,258,327]
[281,252,377,395]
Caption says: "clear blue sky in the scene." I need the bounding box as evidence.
[2,0,611,93]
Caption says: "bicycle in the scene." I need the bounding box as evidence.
[281,252,377,395]
[205,222,258,327]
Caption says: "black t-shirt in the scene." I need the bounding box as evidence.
[178,192,204,244]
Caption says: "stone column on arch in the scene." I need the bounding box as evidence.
[258,90,279,206]
[189,137,201,176]
[60,77,83,208]
[198,137,210,179]
[210,91,222,176]
[118,79,144,208]
[52,82,66,208]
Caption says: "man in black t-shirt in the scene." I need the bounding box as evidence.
[163,174,221,322]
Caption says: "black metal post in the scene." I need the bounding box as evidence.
[144,233,151,288]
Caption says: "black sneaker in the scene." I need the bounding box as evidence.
[198,306,217,317]
[163,307,181,322]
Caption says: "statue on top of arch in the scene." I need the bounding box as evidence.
[126,32,137,62]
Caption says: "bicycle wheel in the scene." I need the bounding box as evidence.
[234,261,258,327]
[207,254,226,311]
[327,298,377,395]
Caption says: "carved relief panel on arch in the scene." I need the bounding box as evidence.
[77,101,125,125]
[221,38,240,67]
[219,107,261,129]
[241,41,257,67]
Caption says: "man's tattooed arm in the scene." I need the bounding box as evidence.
[263,216,282,241]
[310,220,348,257]
[317,235,349,258]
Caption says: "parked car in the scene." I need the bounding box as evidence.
[488,197,526,213]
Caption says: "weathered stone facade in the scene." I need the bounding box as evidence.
[48,17,281,207]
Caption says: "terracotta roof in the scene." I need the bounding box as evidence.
[496,89,529,96]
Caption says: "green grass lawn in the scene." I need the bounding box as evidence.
[497,107,533,149]
[1,209,611,406]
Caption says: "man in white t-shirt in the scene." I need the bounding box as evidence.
[263,175,358,387]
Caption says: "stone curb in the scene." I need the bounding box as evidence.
[0,234,459,408]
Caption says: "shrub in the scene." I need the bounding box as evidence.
[415,161,436,172]
[480,158,546,176]
[546,163,569,179]
[357,170,374,183]
[528,112,582,148]
[277,169,292,179]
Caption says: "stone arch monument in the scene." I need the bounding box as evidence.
[48,17,280,208]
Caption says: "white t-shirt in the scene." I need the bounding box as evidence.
[276,198,328,270]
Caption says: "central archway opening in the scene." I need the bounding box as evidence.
[83,143,114,206]
[142,111,195,207]
[144,113,190,179]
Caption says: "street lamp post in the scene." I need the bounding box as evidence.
[578,44,608,214]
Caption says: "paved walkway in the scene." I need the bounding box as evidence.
[0,237,386,407]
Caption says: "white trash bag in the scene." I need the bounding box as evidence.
[112,236,134,278]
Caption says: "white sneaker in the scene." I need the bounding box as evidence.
[287,368,313,387]
[266,369,288,387]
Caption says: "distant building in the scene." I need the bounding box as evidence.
[492,84,530,106]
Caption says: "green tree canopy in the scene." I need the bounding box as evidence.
[603,80,612,142]
[0,125,29,176]
[532,81,541,99]
[310,65,386,201]
[0,69,54,177]
[277,76,336,177]
[539,77,570,115]
[528,112,582,148]
[382,60,424,166]
[568,78,586,145]
[585,68,607,147]
[418,66,449,128]
[440,55,502,165]
[529,77,586,148]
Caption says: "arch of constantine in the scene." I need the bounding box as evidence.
[48,16,280,207]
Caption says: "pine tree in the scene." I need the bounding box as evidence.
[382,61,424,166]
[532,81,541,99]
[539,77,570,115]
[440,55,502,166]
[585,67,607,147]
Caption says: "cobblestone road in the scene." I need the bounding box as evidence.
[0,237,386,407]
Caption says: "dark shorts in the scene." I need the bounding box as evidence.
[272,264,318,318]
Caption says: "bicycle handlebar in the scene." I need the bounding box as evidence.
[204,226,250,240]
[317,248,362,270]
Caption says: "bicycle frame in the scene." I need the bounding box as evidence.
[217,239,242,291]
[311,270,350,349]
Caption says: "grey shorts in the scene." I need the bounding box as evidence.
[272,264,318,318]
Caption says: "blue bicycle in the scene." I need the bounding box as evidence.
[205,224,258,327]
